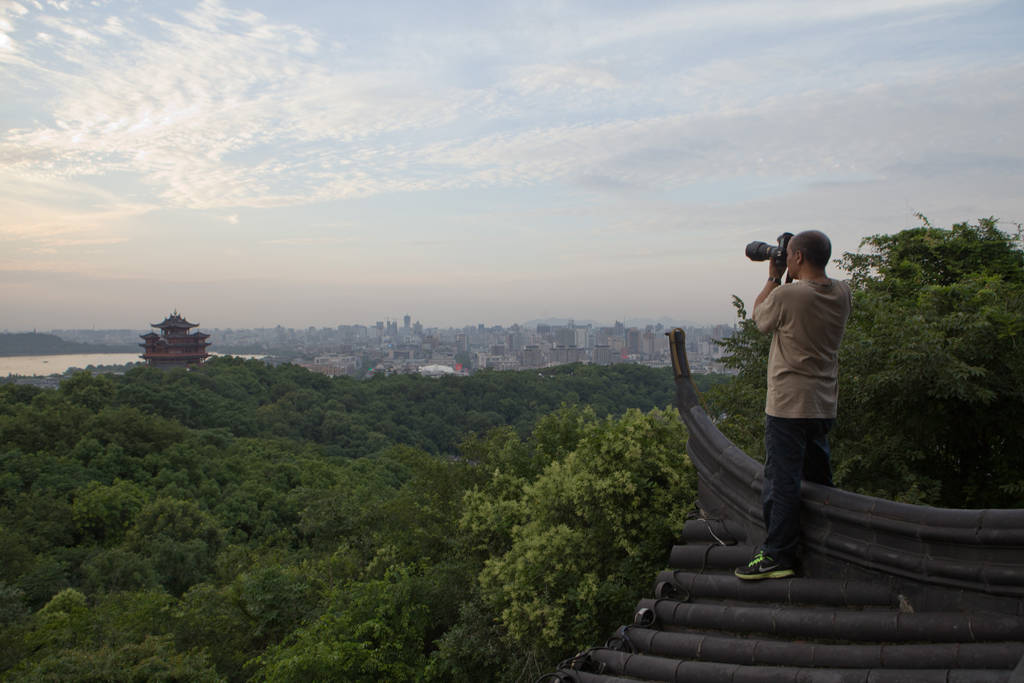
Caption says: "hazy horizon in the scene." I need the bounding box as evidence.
[4,313,734,335]
[3,1,1023,330]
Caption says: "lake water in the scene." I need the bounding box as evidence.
[0,353,143,377]
[0,352,264,377]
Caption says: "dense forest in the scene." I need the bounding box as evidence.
[1,217,1021,681]
[0,362,713,680]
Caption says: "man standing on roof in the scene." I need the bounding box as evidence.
[735,230,852,580]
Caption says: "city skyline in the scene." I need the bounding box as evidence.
[3,1,1023,330]
[33,313,728,335]
[14,315,736,380]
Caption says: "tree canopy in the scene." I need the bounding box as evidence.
[0,360,700,680]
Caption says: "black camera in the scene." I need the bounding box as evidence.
[745,232,793,267]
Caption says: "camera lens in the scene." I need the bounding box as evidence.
[745,241,773,261]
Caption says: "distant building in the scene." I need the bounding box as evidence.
[551,345,585,365]
[139,312,211,368]
[555,327,576,347]
[521,345,544,368]
[299,354,361,377]
[626,327,642,354]
[419,364,456,377]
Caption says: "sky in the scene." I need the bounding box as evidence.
[2,0,1023,331]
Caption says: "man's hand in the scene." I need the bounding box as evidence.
[768,258,787,281]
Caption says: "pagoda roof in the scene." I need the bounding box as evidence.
[152,311,199,329]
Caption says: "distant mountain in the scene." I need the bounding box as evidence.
[0,332,138,356]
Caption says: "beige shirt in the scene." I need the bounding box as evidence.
[753,279,852,419]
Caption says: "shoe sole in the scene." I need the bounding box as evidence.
[734,567,795,580]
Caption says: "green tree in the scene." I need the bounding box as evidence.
[72,479,148,544]
[423,595,519,683]
[172,565,319,682]
[13,636,223,682]
[174,582,255,681]
[59,372,117,413]
[21,588,91,654]
[463,406,695,670]
[80,549,159,594]
[253,565,432,683]
[834,218,1024,506]
[126,498,224,596]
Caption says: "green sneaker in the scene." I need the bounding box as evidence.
[734,550,795,580]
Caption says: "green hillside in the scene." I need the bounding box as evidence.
[0,361,707,680]
[0,332,138,356]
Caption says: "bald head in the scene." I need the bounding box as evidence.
[789,230,832,270]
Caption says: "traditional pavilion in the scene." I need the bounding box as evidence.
[139,311,211,368]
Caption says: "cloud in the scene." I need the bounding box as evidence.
[505,63,619,95]
[259,236,353,247]
[2,0,482,208]
[0,168,156,264]
[0,1,28,53]
[1,0,1019,219]
[100,15,123,35]
[38,14,102,44]
[558,0,993,52]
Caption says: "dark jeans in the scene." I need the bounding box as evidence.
[762,415,835,564]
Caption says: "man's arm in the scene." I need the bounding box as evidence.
[753,260,787,316]
[754,279,780,313]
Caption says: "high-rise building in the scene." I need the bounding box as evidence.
[555,327,576,347]
[626,327,642,354]
[642,329,657,357]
